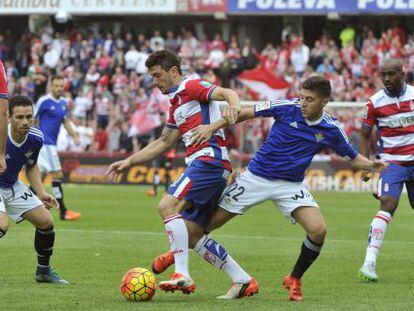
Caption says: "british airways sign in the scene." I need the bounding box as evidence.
[228,0,414,14]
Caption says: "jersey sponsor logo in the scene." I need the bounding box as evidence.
[199,81,212,88]
[255,102,271,112]
[386,115,414,128]
[314,133,325,142]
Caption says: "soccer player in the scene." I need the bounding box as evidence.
[0,95,68,284]
[358,59,414,282]
[35,75,81,221]
[0,60,9,174]
[160,75,387,301]
[107,49,258,298]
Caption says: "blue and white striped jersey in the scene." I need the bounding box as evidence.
[0,126,44,188]
[248,99,358,182]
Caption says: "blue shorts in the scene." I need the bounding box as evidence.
[167,159,230,229]
[378,163,414,201]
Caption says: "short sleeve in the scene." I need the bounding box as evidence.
[34,98,45,118]
[362,100,376,128]
[166,107,177,129]
[330,128,358,160]
[185,79,217,103]
[0,61,8,100]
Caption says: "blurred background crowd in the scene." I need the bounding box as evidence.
[0,21,408,154]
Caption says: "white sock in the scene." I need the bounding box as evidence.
[194,235,251,284]
[363,211,392,265]
[164,215,190,278]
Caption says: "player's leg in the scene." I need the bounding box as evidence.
[282,206,326,301]
[22,205,68,285]
[147,159,160,196]
[50,170,80,221]
[274,181,322,302]
[0,211,8,238]
[359,164,404,282]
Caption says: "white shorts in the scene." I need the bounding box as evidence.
[38,145,61,173]
[218,169,319,222]
[0,180,43,223]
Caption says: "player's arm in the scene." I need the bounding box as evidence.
[191,106,255,146]
[25,163,58,209]
[348,153,388,172]
[359,125,373,158]
[0,61,9,174]
[63,118,81,145]
[210,87,241,125]
[105,127,180,181]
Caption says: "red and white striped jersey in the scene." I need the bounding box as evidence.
[0,60,8,100]
[362,84,414,164]
[166,77,230,169]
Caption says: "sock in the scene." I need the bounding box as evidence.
[153,171,159,195]
[164,215,190,278]
[194,235,251,284]
[35,227,55,267]
[0,228,6,238]
[363,211,392,265]
[52,180,66,217]
[291,236,323,279]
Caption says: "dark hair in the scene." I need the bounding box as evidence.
[51,74,64,83]
[9,95,34,115]
[301,75,331,99]
[145,49,182,75]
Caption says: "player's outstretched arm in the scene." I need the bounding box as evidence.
[348,154,388,173]
[191,106,255,146]
[106,127,180,181]
[63,118,81,145]
[25,164,59,209]
[211,87,241,125]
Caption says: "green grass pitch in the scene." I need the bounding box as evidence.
[1,184,414,311]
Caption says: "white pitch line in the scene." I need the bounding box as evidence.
[57,228,414,246]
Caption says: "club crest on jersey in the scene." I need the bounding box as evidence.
[314,133,324,142]
[199,81,212,88]
[25,150,34,158]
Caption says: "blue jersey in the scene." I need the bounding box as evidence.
[248,99,358,182]
[35,94,68,145]
[0,126,44,188]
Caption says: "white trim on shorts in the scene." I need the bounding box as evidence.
[38,144,62,173]
[218,169,319,223]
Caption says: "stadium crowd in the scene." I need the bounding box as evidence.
[0,22,409,154]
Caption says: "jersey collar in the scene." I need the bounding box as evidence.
[168,77,187,99]
[8,124,28,147]
[304,112,325,126]
[383,82,407,98]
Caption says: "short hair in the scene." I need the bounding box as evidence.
[301,75,332,99]
[9,95,33,115]
[145,49,182,75]
[51,74,64,83]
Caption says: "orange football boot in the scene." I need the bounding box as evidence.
[282,275,303,302]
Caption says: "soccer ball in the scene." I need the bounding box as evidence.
[120,267,156,302]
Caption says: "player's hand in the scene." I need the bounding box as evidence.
[223,106,241,125]
[0,154,6,175]
[371,160,388,172]
[361,170,373,182]
[74,136,81,146]
[106,159,130,182]
[40,193,59,210]
[190,125,214,146]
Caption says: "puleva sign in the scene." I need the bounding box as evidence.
[228,0,414,13]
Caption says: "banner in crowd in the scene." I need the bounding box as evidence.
[17,153,380,192]
[228,0,414,14]
[0,0,176,14]
[177,0,227,12]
